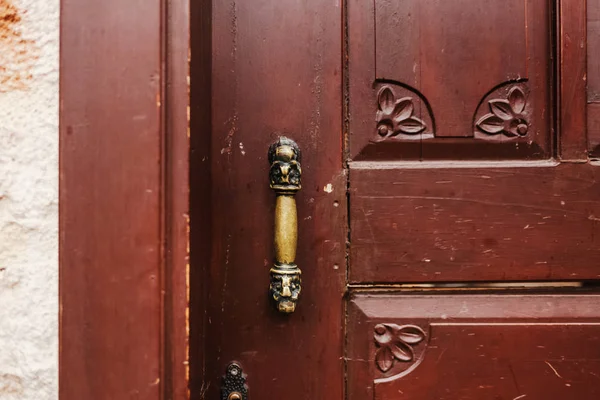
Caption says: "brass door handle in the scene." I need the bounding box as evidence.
[268,137,302,313]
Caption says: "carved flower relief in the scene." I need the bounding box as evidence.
[376,86,427,138]
[476,86,529,137]
[374,324,426,373]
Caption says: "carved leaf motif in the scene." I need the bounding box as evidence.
[376,346,394,372]
[392,98,414,121]
[476,114,505,135]
[476,85,529,138]
[398,117,426,135]
[376,86,428,138]
[390,341,413,362]
[397,326,427,344]
[378,87,396,113]
[374,324,426,374]
[508,87,526,114]
[489,100,513,120]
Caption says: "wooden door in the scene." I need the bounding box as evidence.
[193,1,600,399]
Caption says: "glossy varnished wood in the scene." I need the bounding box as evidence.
[560,0,588,160]
[197,1,346,398]
[588,0,600,156]
[346,0,597,285]
[163,0,191,398]
[189,0,211,397]
[376,0,531,138]
[192,1,599,399]
[348,0,551,160]
[347,292,600,400]
[589,104,600,157]
[588,0,600,103]
[60,0,190,398]
[60,1,162,396]
[350,162,600,283]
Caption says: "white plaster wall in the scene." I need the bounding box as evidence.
[0,0,59,398]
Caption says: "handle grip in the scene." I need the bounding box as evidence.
[268,137,302,313]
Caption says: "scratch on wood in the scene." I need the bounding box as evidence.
[221,0,238,158]
[361,195,586,217]
[221,116,237,156]
[545,361,563,379]
[221,234,232,312]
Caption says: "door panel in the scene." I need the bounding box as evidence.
[200,1,346,399]
[349,0,551,160]
[346,0,599,284]
[347,293,600,400]
[349,163,600,283]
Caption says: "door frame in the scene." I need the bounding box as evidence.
[59,0,194,398]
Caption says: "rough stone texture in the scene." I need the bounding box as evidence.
[0,0,58,399]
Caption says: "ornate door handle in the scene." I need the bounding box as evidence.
[268,137,302,313]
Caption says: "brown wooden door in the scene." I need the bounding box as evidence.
[193,1,600,399]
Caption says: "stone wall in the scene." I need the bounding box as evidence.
[0,0,58,398]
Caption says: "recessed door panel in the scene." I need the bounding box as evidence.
[349,0,551,160]
[349,163,600,283]
[347,293,600,400]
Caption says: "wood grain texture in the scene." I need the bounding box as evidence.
[189,0,211,397]
[199,0,346,398]
[60,0,190,398]
[348,292,600,400]
[588,1,600,157]
[588,0,600,102]
[589,103,600,157]
[347,0,378,160]
[189,2,600,398]
[163,0,191,398]
[560,0,588,160]
[376,0,528,138]
[350,162,600,283]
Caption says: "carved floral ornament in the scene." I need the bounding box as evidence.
[476,86,529,138]
[373,83,530,141]
[376,86,427,138]
[374,323,426,373]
